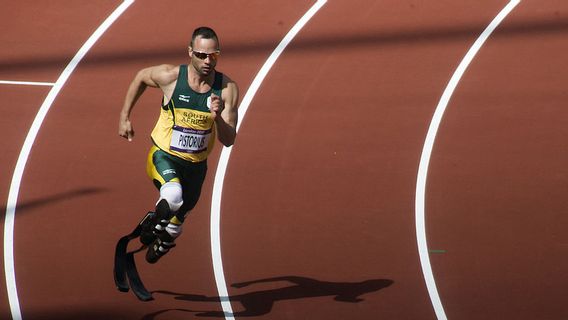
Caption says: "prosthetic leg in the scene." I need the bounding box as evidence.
[113,211,155,301]
[114,179,185,300]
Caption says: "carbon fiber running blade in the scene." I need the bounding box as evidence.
[115,211,155,298]
[125,252,153,301]
[114,235,130,292]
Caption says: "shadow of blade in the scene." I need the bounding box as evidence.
[140,309,196,320]
[149,276,394,318]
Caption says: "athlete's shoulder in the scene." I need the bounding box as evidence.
[219,72,238,90]
[218,72,238,106]
[151,64,180,85]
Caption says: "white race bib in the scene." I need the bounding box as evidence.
[170,125,211,154]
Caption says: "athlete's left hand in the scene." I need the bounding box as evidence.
[210,93,224,120]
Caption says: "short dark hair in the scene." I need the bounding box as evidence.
[190,26,219,48]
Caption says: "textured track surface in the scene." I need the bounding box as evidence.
[1,1,567,319]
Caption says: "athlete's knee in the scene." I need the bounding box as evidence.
[159,181,184,212]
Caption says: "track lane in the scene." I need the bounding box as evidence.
[7,1,564,319]
[416,1,521,318]
[218,1,517,319]
[210,2,328,318]
[428,1,568,319]
[0,86,52,320]
[10,1,318,319]
[1,1,127,319]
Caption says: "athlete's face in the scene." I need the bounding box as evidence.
[189,36,219,76]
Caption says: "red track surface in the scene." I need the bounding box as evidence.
[1,1,567,319]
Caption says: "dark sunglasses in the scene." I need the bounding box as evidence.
[193,50,220,60]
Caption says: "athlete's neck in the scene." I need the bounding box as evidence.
[188,64,215,93]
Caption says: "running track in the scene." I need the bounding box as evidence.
[1,1,567,319]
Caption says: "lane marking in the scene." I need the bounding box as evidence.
[3,1,135,319]
[415,1,521,319]
[210,1,327,319]
[0,80,55,87]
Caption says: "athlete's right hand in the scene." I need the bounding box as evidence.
[118,118,134,141]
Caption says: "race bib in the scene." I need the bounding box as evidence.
[170,125,211,154]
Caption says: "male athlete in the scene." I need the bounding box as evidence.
[118,27,238,263]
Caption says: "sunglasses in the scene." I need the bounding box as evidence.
[192,50,220,60]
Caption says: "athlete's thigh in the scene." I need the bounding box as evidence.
[146,145,182,189]
[179,161,208,214]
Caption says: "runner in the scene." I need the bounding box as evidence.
[118,26,239,263]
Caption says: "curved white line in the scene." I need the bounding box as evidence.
[3,1,135,319]
[210,1,327,319]
[415,1,521,319]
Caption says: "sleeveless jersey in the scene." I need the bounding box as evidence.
[150,65,223,162]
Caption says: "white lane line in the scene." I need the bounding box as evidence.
[415,1,521,319]
[210,1,327,319]
[0,80,55,86]
[3,1,135,319]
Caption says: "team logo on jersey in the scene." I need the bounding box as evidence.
[179,94,190,103]
[206,96,212,110]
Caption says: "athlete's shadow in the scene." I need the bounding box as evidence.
[146,275,393,318]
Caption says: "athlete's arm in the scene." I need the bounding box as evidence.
[212,75,239,147]
[118,64,178,141]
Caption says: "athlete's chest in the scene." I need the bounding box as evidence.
[172,90,213,113]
